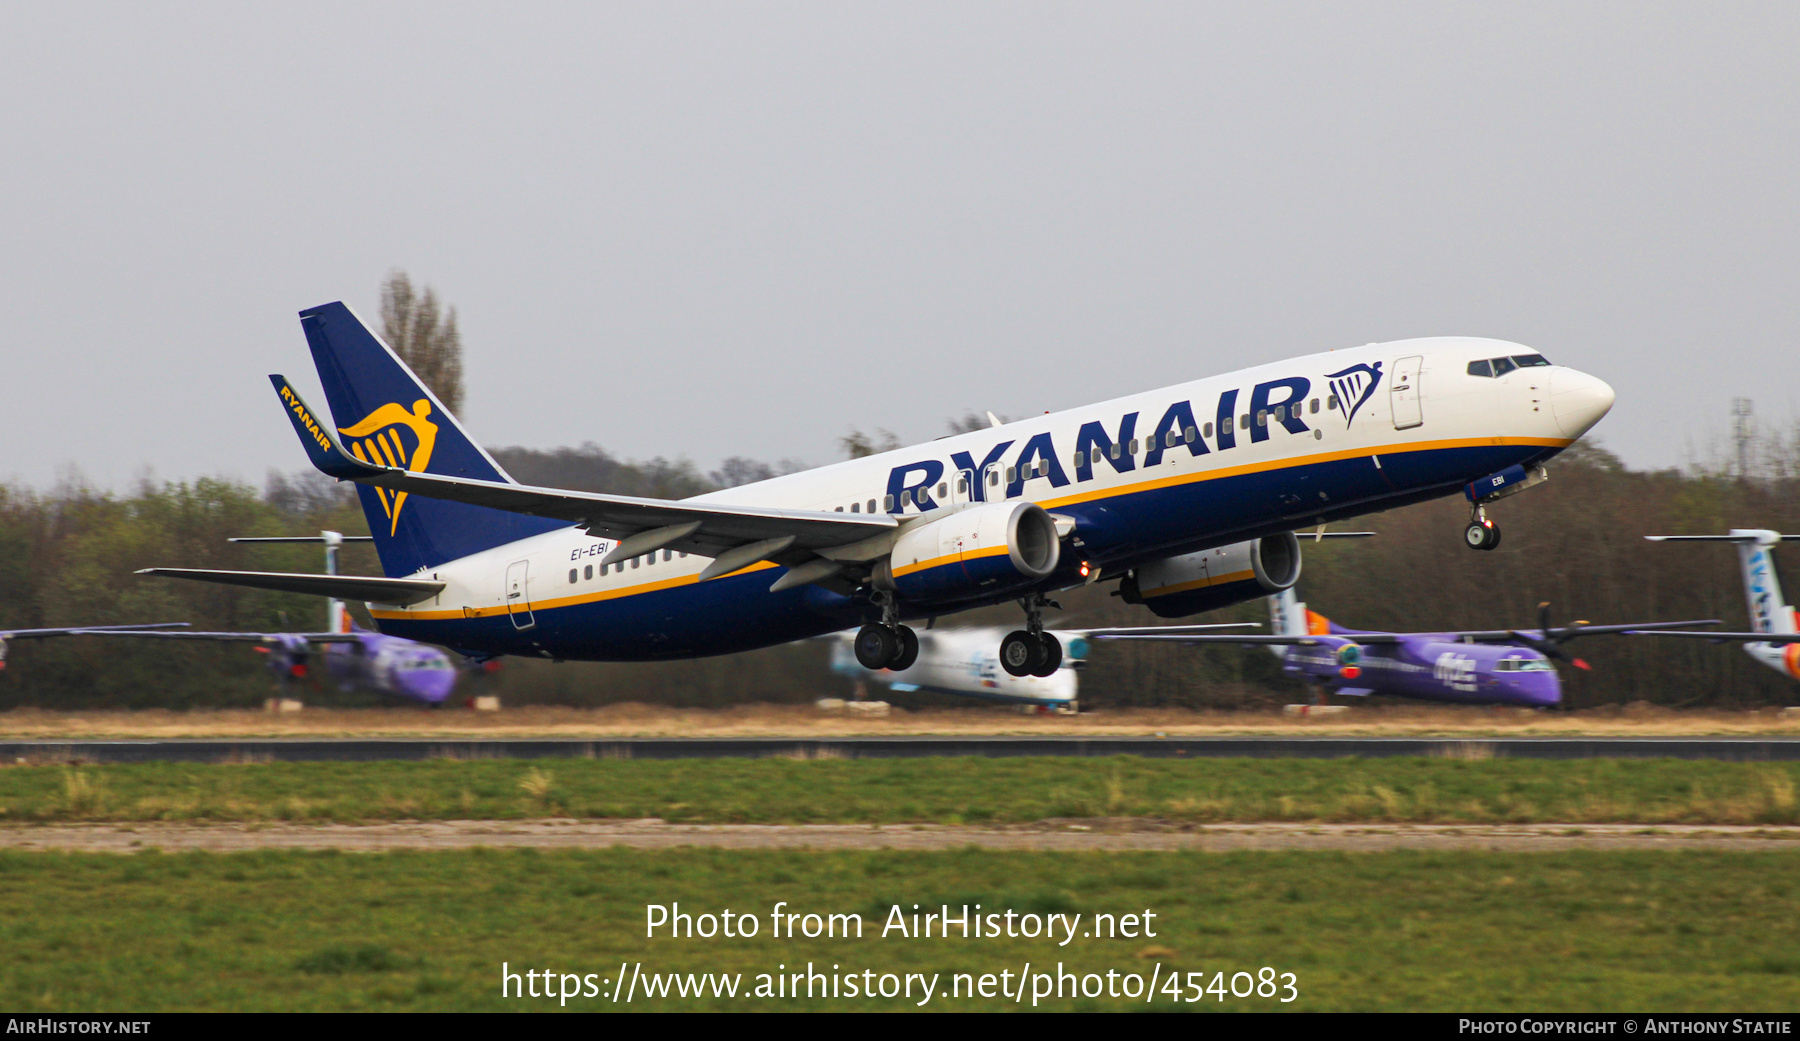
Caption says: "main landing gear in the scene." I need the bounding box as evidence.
[1000,594,1063,678]
[1464,505,1502,551]
[854,592,919,671]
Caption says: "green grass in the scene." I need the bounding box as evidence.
[2,757,1798,824]
[1,847,1796,1011]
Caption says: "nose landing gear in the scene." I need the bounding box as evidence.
[1464,508,1502,551]
[1001,594,1063,677]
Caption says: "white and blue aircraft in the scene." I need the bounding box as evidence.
[139,304,1615,675]
[1635,530,1800,684]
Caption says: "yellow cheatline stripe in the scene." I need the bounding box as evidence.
[892,543,1009,579]
[1141,568,1254,598]
[1042,436,1571,510]
[369,561,780,620]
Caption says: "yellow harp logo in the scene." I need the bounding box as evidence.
[338,400,439,535]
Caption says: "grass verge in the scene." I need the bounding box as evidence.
[1,848,1795,1011]
[0,757,1797,824]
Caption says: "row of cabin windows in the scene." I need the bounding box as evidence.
[822,396,1342,514]
[1467,354,1551,378]
[569,549,687,584]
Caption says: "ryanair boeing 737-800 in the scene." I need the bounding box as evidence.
[142,303,1614,677]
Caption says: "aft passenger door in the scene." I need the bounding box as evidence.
[505,560,536,631]
[1390,355,1423,430]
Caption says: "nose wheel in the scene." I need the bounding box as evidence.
[1464,508,1502,551]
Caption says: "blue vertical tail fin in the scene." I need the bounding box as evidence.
[296,302,562,576]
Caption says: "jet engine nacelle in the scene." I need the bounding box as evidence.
[880,501,1062,604]
[1120,532,1303,619]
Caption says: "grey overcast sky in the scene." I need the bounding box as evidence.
[3,2,1797,491]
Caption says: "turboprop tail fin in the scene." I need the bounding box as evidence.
[1646,530,1800,635]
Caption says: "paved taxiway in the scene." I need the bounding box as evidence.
[5,736,1800,763]
[3,820,1794,853]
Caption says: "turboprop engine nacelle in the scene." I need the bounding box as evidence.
[1120,532,1303,619]
[879,501,1062,604]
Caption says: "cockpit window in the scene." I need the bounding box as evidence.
[1469,353,1552,378]
[1518,658,1554,672]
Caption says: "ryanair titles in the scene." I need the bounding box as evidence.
[883,366,1382,510]
[278,382,335,453]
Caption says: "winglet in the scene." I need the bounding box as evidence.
[269,374,386,480]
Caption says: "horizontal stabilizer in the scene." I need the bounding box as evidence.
[1621,630,1800,644]
[137,569,444,606]
[228,536,374,544]
[1084,622,1261,637]
[1646,534,1800,542]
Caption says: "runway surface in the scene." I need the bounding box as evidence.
[4,820,1795,853]
[4,736,1800,763]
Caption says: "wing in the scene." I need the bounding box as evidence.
[134,569,445,606]
[1090,632,1396,645]
[1407,620,1721,643]
[273,376,896,572]
[0,623,190,639]
[68,630,364,645]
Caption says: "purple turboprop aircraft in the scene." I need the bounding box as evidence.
[1093,590,1716,707]
[86,533,468,706]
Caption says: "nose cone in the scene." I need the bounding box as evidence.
[407,666,458,704]
[1549,368,1615,438]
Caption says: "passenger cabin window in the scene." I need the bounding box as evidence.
[937,482,948,498]
[1109,444,1121,460]
[957,476,969,493]
[883,495,895,511]
[584,565,593,580]
[1327,395,1339,410]
[1239,414,1250,429]
[569,569,578,584]
[664,550,673,561]
[1467,359,1494,377]
[850,502,859,513]
[1006,466,1016,483]
[1128,439,1139,454]
[631,558,640,569]
[986,471,998,487]
[1184,425,1197,442]
[835,506,844,512]
[867,499,877,512]
[1310,398,1320,414]
[1203,422,1213,438]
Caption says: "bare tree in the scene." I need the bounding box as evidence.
[380,271,464,415]
[839,429,901,459]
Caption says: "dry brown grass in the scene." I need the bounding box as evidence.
[0,701,1795,740]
